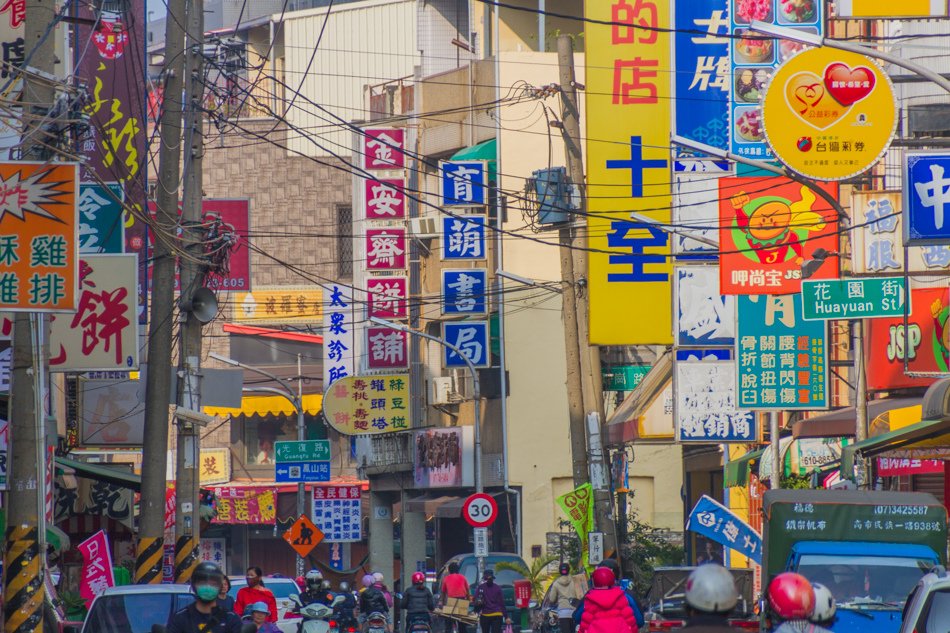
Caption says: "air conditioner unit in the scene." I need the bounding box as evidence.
[409,216,438,238]
[430,376,455,405]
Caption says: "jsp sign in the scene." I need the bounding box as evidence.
[904,152,950,245]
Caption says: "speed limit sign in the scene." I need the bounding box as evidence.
[462,493,498,528]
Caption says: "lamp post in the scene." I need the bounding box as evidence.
[368,316,486,575]
[210,352,307,576]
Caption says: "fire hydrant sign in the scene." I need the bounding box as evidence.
[0,162,79,311]
[283,514,323,558]
[801,277,908,321]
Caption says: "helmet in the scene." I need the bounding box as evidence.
[684,564,738,614]
[322,580,332,590]
[339,581,350,593]
[559,563,570,576]
[412,572,425,585]
[295,576,305,589]
[809,583,836,623]
[306,569,323,586]
[768,572,815,620]
[191,562,224,586]
[373,572,384,584]
[362,574,375,588]
[591,567,615,589]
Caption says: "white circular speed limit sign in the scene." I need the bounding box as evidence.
[462,493,498,528]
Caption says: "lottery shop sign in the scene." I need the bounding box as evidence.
[719,177,838,295]
[322,374,410,435]
[0,162,78,311]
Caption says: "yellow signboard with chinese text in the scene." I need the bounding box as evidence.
[322,374,409,435]
[585,0,673,344]
[235,285,323,324]
[199,447,231,485]
[836,0,948,17]
[0,162,78,311]
[762,48,897,181]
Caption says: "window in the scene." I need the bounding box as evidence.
[337,204,353,278]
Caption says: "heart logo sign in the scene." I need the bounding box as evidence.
[823,63,876,106]
[784,72,850,130]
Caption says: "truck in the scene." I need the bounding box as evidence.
[763,489,948,633]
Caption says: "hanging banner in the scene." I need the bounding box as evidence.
[324,284,355,387]
[865,287,950,390]
[687,495,761,564]
[556,483,595,546]
[736,294,828,410]
[719,178,839,295]
[585,0,673,345]
[0,418,7,490]
[214,487,277,525]
[78,530,115,608]
[850,191,950,274]
[322,374,410,435]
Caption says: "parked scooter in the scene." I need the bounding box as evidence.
[289,594,345,633]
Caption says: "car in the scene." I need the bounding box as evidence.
[643,567,757,632]
[80,584,195,633]
[898,566,950,633]
[434,552,528,614]
[228,574,302,633]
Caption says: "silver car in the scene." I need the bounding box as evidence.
[81,584,195,633]
[899,567,950,633]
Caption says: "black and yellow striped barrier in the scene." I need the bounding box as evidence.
[4,526,44,633]
[175,536,199,583]
[135,536,164,584]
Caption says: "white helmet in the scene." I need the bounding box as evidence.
[373,572,384,584]
[685,564,739,614]
[305,569,323,586]
[809,583,836,623]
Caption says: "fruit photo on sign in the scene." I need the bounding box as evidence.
[778,0,817,23]
[735,0,773,23]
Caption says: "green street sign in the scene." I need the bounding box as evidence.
[274,440,330,463]
[601,365,651,392]
[801,277,909,321]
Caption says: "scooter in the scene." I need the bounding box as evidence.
[405,614,432,633]
[365,611,388,633]
[289,594,346,633]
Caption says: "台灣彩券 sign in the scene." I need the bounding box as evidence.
[323,374,409,435]
[235,285,322,324]
[801,277,908,320]
[736,294,828,410]
[585,0,673,345]
[312,485,362,542]
[687,495,761,564]
[719,178,839,294]
[214,486,277,524]
[50,254,139,371]
[0,162,79,311]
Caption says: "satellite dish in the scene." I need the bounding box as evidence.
[180,287,218,323]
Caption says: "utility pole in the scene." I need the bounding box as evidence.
[556,34,618,563]
[4,0,57,627]
[174,0,206,583]
[138,0,189,584]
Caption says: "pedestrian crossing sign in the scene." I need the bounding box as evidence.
[282,514,324,558]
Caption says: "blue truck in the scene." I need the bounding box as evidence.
[763,489,948,633]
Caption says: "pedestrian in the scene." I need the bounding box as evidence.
[401,572,435,631]
[545,563,580,633]
[472,570,510,633]
[439,562,471,633]
[573,561,644,630]
[247,602,282,633]
[168,562,243,633]
[680,564,744,633]
[768,572,823,633]
[218,576,236,614]
[235,566,279,623]
[576,567,638,633]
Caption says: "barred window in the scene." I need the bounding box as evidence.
[337,204,353,278]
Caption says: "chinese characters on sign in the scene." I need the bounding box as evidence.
[324,285,355,387]
[312,485,363,542]
[586,0,673,345]
[214,486,277,524]
[442,216,486,260]
[77,183,124,254]
[850,191,950,273]
[0,162,78,311]
[366,228,408,270]
[367,276,408,319]
[365,178,406,220]
[556,483,594,549]
[198,538,227,569]
[366,326,409,370]
[77,530,115,607]
[443,321,490,368]
[199,448,230,485]
[442,269,488,315]
[736,294,828,410]
[904,152,950,245]
[322,374,410,435]
[675,267,735,346]
[0,419,7,489]
[440,161,487,206]
[236,285,323,324]
[687,495,761,563]
[801,277,908,321]
[719,178,839,294]
[672,174,721,258]
[363,128,405,170]
[675,349,754,442]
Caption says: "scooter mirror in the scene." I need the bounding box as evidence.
[332,595,346,606]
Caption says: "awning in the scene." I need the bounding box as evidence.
[724,447,766,488]
[55,456,141,492]
[404,491,504,518]
[605,351,672,446]
[204,393,323,418]
[792,398,920,439]
[840,417,950,477]
[450,139,497,179]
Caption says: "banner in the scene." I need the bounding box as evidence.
[877,458,944,476]
[214,487,277,524]
[585,0,673,344]
[556,483,595,547]
[413,427,472,488]
[687,494,761,563]
[865,287,950,390]
[77,530,115,607]
[719,178,839,294]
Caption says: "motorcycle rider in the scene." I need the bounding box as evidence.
[168,562,243,633]
[768,572,821,633]
[544,563,580,633]
[334,581,359,631]
[360,573,391,633]
[806,584,836,633]
[401,572,435,632]
[576,567,638,633]
[680,564,744,633]
[300,570,334,607]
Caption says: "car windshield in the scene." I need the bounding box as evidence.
[84,593,188,633]
[229,580,298,600]
[798,554,930,607]
[459,562,524,587]
[917,588,950,633]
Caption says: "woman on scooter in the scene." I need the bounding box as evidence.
[401,572,435,632]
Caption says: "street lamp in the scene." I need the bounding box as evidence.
[367,316,487,576]
[209,351,308,576]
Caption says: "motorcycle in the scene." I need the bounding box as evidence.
[289,594,346,633]
[365,611,388,633]
[405,614,431,633]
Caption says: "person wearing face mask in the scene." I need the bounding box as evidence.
[168,562,243,633]
[246,603,282,633]
[235,567,278,623]
[472,570,509,633]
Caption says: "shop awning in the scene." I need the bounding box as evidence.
[204,393,323,418]
[55,456,141,492]
[605,351,672,446]
[724,447,766,488]
[792,398,919,439]
[450,139,497,179]
[404,494,463,516]
[840,417,950,477]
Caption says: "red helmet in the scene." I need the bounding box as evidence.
[768,572,815,620]
[591,567,615,589]
[411,572,425,585]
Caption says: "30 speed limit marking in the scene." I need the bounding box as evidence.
[462,493,498,528]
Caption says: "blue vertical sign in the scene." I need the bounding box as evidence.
[442,215,487,260]
[904,152,950,245]
[674,0,730,159]
[443,321,490,368]
[328,543,344,571]
[441,161,487,206]
[442,269,488,315]
[687,495,762,563]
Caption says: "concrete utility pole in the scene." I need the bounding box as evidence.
[4,0,57,627]
[174,0,206,583]
[555,34,618,563]
[138,0,189,584]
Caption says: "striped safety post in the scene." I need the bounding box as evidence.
[4,526,44,633]
[135,536,164,584]
[174,535,199,583]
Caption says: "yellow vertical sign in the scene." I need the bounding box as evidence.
[585,0,673,345]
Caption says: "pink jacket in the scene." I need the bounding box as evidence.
[578,587,638,633]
